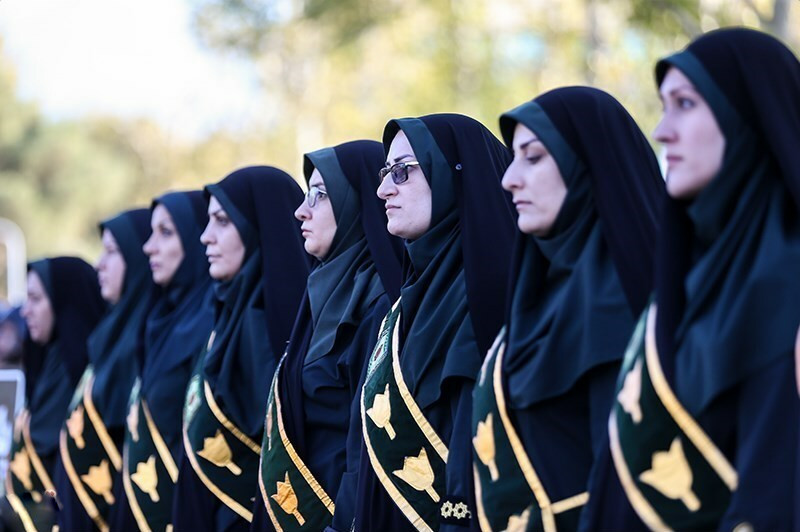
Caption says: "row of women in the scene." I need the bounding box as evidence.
[4,27,799,532]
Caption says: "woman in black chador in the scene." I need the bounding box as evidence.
[471,87,664,531]
[581,28,800,531]
[57,208,155,532]
[174,167,309,531]
[2,257,104,532]
[252,140,402,531]
[355,114,516,531]
[113,190,214,531]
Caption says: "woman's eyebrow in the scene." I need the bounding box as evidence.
[516,138,541,151]
[386,153,414,165]
[665,84,696,96]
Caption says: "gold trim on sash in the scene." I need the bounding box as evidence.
[274,367,335,511]
[481,340,588,532]
[59,429,109,532]
[141,400,179,482]
[122,443,153,532]
[389,311,448,462]
[609,305,738,532]
[608,410,671,532]
[261,356,336,529]
[4,459,14,495]
[6,493,38,532]
[182,423,254,522]
[361,402,433,532]
[82,375,122,472]
[643,307,738,490]
[203,381,260,454]
[259,466,285,532]
[21,410,55,492]
[473,466,493,532]
[492,343,556,531]
[361,302,436,531]
[550,492,589,514]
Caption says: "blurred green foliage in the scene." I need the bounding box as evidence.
[0,0,797,299]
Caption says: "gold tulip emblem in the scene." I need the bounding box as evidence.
[81,459,115,504]
[10,449,33,490]
[131,455,160,502]
[197,430,242,475]
[366,384,396,440]
[473,413,499,481]
[271,472,305,525]
[503,507,532,532]
[639,437,701,511]
[393,447,439,502]
[66,405,86,449]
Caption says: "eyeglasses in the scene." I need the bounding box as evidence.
[305,186,328,208]
[378,161,420,185]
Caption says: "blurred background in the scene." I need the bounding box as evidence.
[0,0,797,300]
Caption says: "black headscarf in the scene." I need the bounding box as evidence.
[497,87,664,406]
[653,27,800,414]
[141,191,214,437]
[280,140,403,450]
[382,113,516,409]
[25,257,104,453]
[303,140,404,360]
[88,208,155,428]
[203,166,309,436]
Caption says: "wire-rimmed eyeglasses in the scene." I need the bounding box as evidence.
[305,186,328,208]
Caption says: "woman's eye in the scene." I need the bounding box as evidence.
[526,155,543,164]
[677,97,695,109]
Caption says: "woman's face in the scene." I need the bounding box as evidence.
[502,122,568,237]
[377,131,433,240]
[295,169,337,260]
[200,195,246,281]
[96,228,127,304]
[654,67,726,199]
[142,204,185,287]
[21,271,54,345]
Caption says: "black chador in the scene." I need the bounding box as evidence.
[472,87,663,531]
[173,167,309,531]
[355,114,515,531]
[582,28,800,532]
[3,258,103,532]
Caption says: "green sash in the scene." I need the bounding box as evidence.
[257,355,335,530]
[610,305,737,531]
[59,366,122,532]
[122,378,180,532]
[472,329,589,532]
[4,409,56,532]
[361,300,469,530]
[182,331,261,523]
